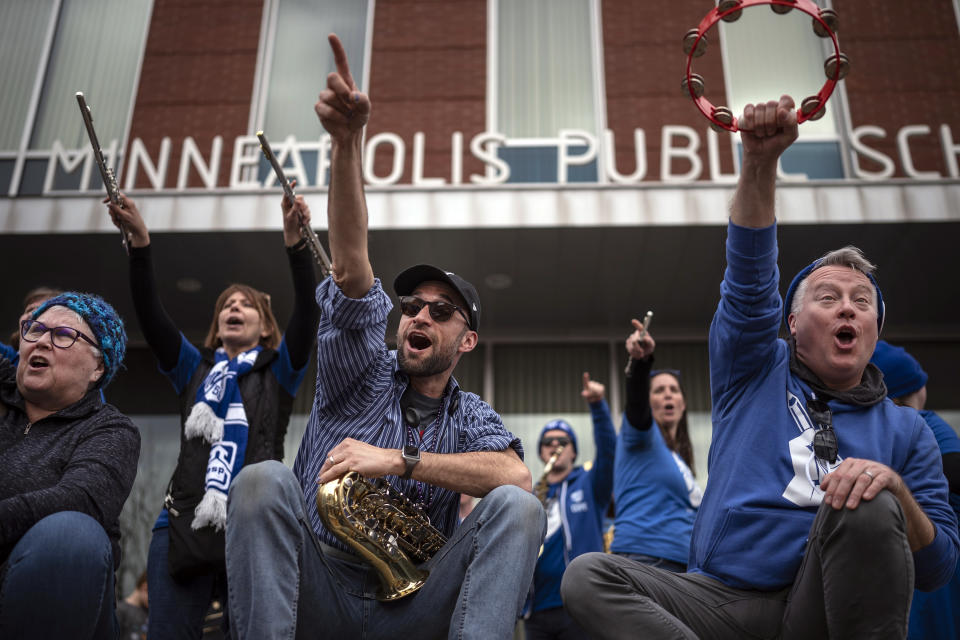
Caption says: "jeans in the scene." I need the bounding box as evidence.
[562,490,913,639]
[147,525,230,640]
[225,460,546,640]
[0,511,117,640]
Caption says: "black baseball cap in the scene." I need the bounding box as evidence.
[393,265,481,331]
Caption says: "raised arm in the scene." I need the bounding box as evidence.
[105,194,181,370]
[582,372,616,504]
[315,34,374,299]
[623,318,656,431]
[730,95,798,228]
[279,190,320,370]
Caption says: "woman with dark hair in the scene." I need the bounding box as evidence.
[608,318,703,572]
[105,192,319,640]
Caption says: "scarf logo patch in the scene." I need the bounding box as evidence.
[207,442,237,491]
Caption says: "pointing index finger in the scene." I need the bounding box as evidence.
[328,33,357,92]
[582,372,591,389]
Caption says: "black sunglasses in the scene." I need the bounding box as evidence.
[21,319,99,350]
[806,397,838,465]
[541,437,571,448]
[399,295,469,325]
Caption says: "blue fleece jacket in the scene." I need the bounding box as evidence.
[529,399,616,613]
[690,221,959,592]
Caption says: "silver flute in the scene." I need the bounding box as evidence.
[76,92,130,254]
[256,131,332,277]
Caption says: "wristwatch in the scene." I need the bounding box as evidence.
[401,445,420,479]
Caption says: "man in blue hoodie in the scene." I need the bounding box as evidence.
[525,372,615,639]
[871,340,960,640]
[562,96,959,639]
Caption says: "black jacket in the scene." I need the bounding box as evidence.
[0,358,140,569]
[167,347,295,501]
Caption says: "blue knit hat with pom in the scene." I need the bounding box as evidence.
[32,292,127,388]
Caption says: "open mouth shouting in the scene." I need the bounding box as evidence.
[405,330,433,354]
[834,324,857,350]
[28,354,50,371]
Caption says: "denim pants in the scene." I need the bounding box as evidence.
[0,511,117,640]
[562,490,914,639]
[225,460,546,640]
[146,525,229,640]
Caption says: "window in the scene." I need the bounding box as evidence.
[250,0,372,187]
[2,0,152,196]
[719,5,846,179]
[490,0,605,184]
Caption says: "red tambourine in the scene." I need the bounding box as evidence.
[682,0,850,132]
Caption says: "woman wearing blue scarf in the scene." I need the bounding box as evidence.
[106,193,319,640]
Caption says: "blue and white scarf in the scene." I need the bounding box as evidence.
[184,346,261,531]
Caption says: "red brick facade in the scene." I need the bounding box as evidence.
[124,0,960,186]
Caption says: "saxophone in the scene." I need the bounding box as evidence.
[316,472,447,601]
[533,444,566,506]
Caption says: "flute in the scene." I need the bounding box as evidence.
[256,131,332,277]
[625,310,654,375]
[76,92,130,254]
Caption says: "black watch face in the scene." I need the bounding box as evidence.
[403,445,419,458]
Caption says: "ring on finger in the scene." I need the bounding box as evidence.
[327,456,336,465]
[862,469,874,479]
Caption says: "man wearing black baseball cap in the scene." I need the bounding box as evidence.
[226,34,544,640]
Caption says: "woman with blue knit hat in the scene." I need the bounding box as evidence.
[871,340,960,640]
[105,191,320,640]
[0,292,140,639]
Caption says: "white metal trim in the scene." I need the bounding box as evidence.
[248,0,278,136]
[590,0,608,184]
[485,0,498,180]
[362,0,375,93]
[8,0,62,197]
[117,0,156,183]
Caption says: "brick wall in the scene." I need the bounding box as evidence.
[126,0,263,188]
[367,0,488,184]
[836,0,960,177]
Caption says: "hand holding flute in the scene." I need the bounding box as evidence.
[104,193,150,249]
[625,311,655,372]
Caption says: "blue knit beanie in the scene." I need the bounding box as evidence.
[538,419,578,456]
[32,292,127,388]
[783,259,885,334]
[870,340,928,399]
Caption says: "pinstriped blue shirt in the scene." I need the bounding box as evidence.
[292,277,523,552]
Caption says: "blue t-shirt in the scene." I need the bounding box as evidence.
[611,415,702,564]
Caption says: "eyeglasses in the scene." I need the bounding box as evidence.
[806,397,838,464]
[21,319,99,350]
[541,437,571,448]
[399,296,469,325]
